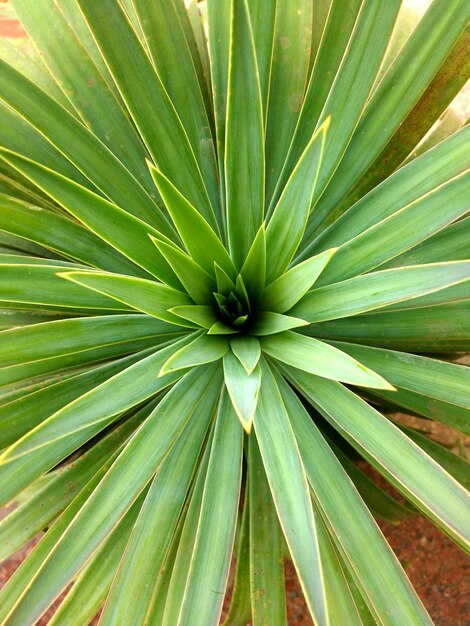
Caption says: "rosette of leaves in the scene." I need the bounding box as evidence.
[0,0,469,624]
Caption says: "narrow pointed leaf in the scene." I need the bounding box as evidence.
[60,271,192,326]
[98,380,221,626]
[0,59,161,225]
[262,248,336,312]
[265,0,313,203]
[250,312,309,336]
[0,339,191,505]
[47,500,143,626]
[292,262,470,322]
[223,350,261,432]
[311,124,470,254]
[148,163,234,277]
[215,262,237,294]
[0,149,180,285]
[151,236,215,303]
[76,0,217,227]
[177,391,243,625]
[160,332,229,375]
[208,321,240,335]
[169,305,218,329]
[276,374,434,625]
[266,121,328,282]
[10,0,151,189]
[0,264,128,311]
[261,331,394,390]
[131,0,220,216]
[289,370,470,551]
[307,301,470,353]
[0,194,136,276]
[249,435,287,626]
[2,366,220,626]
[317,171,470,285]
[315,0,470,226]
[330,341,470,410]
[240,224,266,301]
[225,0,265,266]
[254,361,328,626]
[221,493,251,626]
[230,335,261,374]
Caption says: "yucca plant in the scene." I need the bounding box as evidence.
[0,0,469,624]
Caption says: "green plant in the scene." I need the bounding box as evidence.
[0,0,469,623]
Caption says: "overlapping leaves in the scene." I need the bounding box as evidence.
[0,0,469,624]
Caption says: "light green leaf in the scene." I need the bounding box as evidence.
[215,262,237,294]
[0,401,155,623]
[262,248,336,312]
[47,499,142,626]
[0,193,137,276]
[0,411,145,561]
[248,0,277,118]
[240,224,266,302]
[254,361,328,626]
[289,370,470,552]
[314,515,363,626]
[0,263,127,311]
[169,305,218,329]
[97,378,221,626]
[338,23,470,212]
[148,163,234,277]
[266,120,328,282]
[381,214,470,268]
[307,301,470,353]
[369,386,470,436]
[76,0,217,227]
[330,341,470,410]
[208,321,240,335]
[314,0,470,228]
[0,348,152,449]
[225,0,265,266]
[331,443,414,524]
[60,271,193,326]
[261,331,393,390]
[278,0,361,193]
[277,373,433,625]
[151,235,215,303]
[395,425,470,491]
[230,335,261,374]
[160,332,229,375]
[264,0,312,204]
[311,0,401,202]
[292,262,470,322]
[0,314,174,369]
[249,435,287,626]
[161,434,212,625]
[221,494,251,626]
[223,350,262,432]
[206,0,230,210]
[310,124,470,254]
[250,312,309,336]
[177,391,243,626]
[10,0,151,190]
[0,338,191,505]
[1,366,220,626]
[132,0,220,217]
[317,170,470,285]
[0,149,180,285]
[0,58,161,226]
